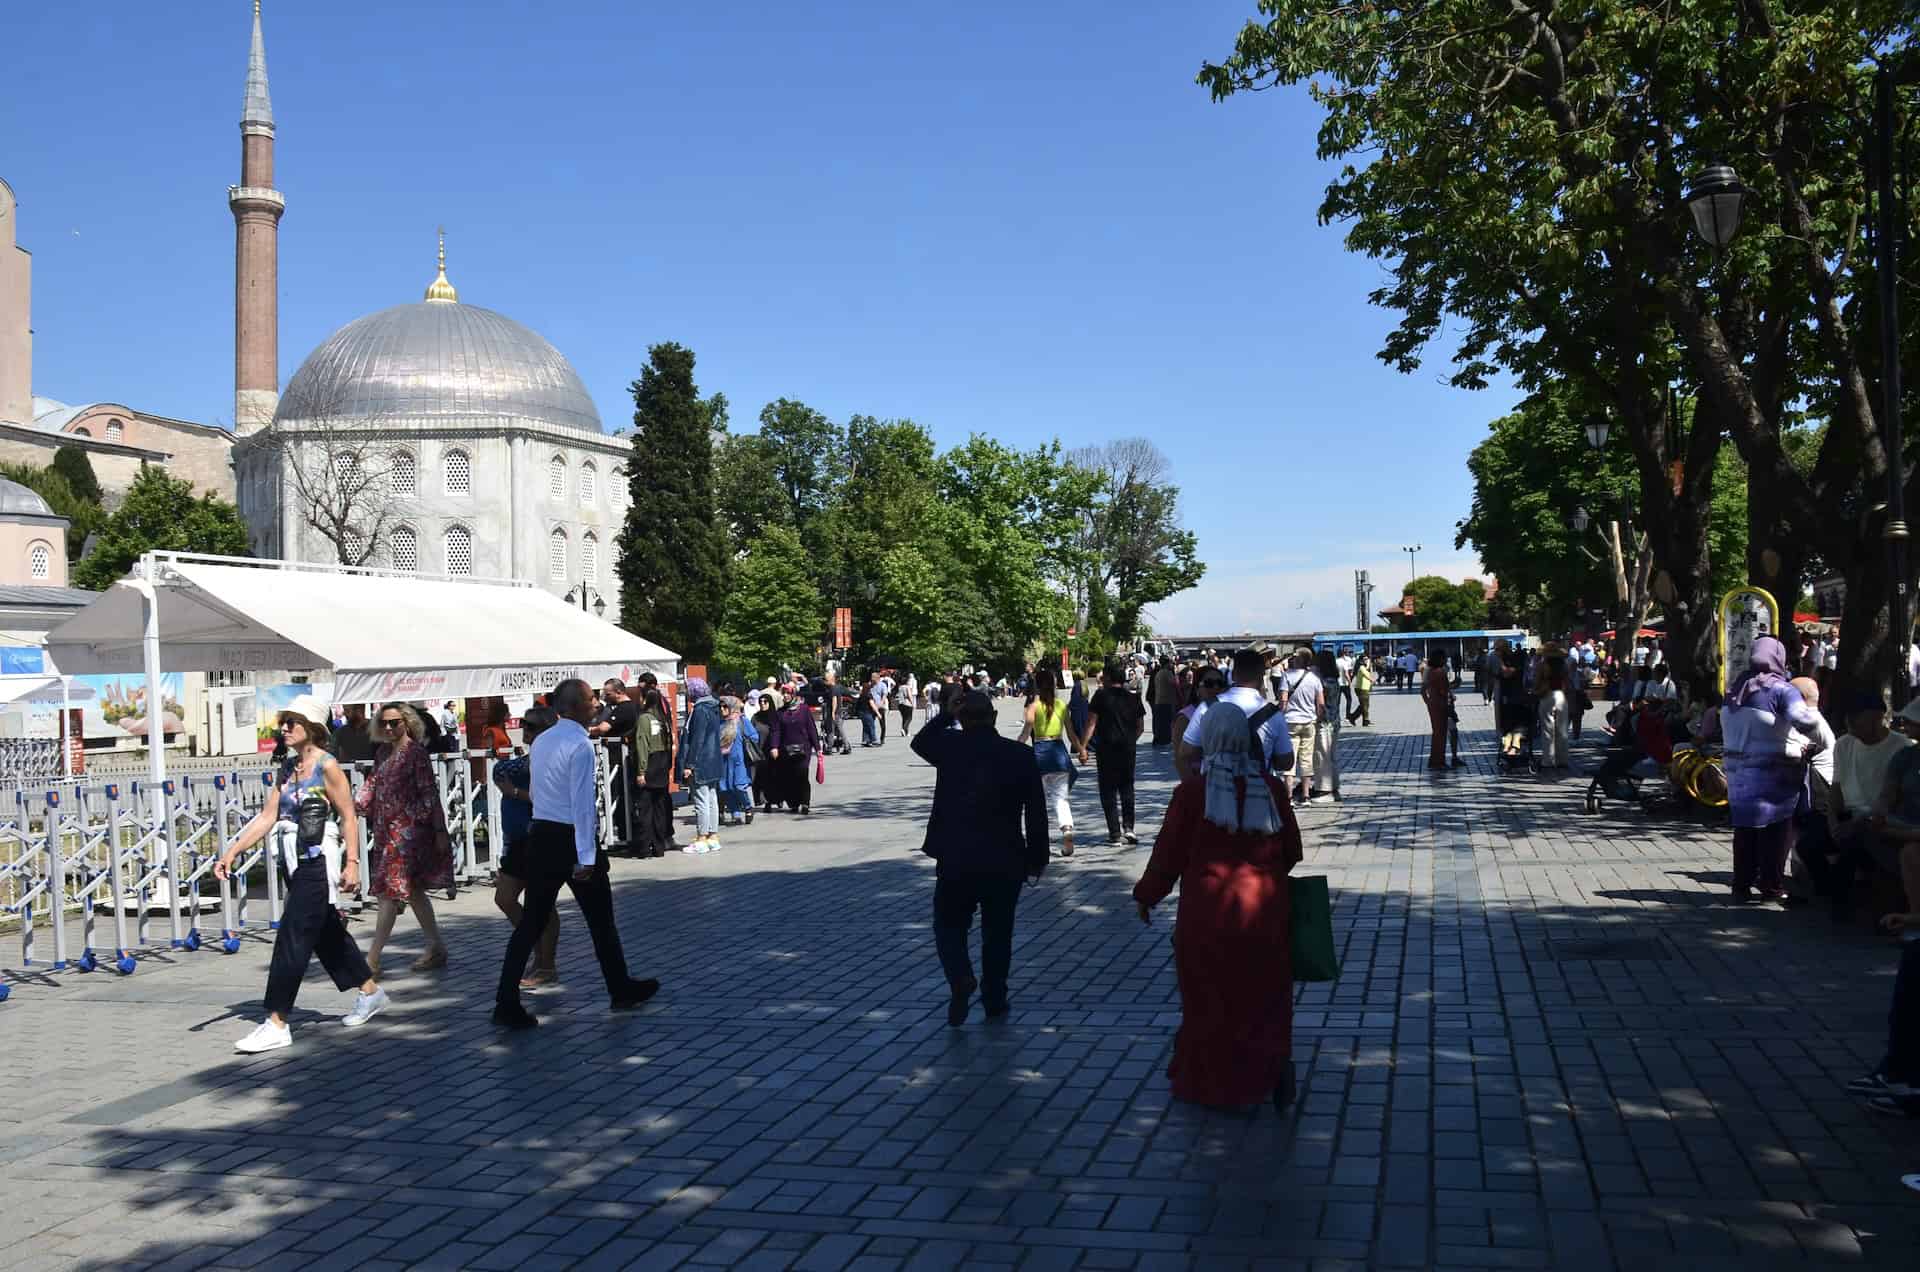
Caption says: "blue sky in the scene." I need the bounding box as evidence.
[5,0,1506,633]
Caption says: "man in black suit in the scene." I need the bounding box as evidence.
[911,690,1049,1025]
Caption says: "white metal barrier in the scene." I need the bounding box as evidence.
[0,740,637,1000]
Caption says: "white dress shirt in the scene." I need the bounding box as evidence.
[531,717,598,867]
[1181,685,1295,767]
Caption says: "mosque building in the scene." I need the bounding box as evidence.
[227,4,629,610]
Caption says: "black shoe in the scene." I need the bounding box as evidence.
[1273,1064,1298,1111]
[948,977,977,1026]
[1106,836,1123,846]
[1122,830,1138,845]
[612,978,660,1010]
[983,999,1009,1021]
[492,1003,539,1030]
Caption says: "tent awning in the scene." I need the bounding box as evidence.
[0,675,95,706]
[45,557,680,703]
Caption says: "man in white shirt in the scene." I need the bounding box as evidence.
[872,673,895,745]
[1182,648,1296,784]
[1274,651,1325,803]
[494,678,657,1029]
[1814,692,1914,913]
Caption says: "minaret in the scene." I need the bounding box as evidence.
[229,0,283,435]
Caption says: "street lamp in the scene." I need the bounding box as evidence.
[1571,507,1591,533]
[565,584,608,618]
[1402,544,1422,581]
[1583,415,1612,451]
[1685,163,1749,250]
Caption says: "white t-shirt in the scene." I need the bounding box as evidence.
[1832,730,1912,814]
[1277,669,1324,725]
[1182,685,1294,767]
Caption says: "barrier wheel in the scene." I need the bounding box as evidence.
[184,929,202,952]
[221,937,241,955]
[76,951,98,973]
[115,954,136,975]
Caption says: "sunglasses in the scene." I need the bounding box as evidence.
[379,718,405,730]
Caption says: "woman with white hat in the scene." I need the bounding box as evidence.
[214,695,387,1053]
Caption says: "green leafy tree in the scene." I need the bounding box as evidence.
[72,466,249,590]
[51,446,103,506]
[712,431,794,557]
[714,526,825,678]
[1200,1,1917,690]
[867,543,961,674]
[935,436,1080,665]
[615,343,730,662]
[1065,438,1204,640]
[1393,576,1488,633]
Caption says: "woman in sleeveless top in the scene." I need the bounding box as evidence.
[1018,666,1078,857]
[214,695,386,1053]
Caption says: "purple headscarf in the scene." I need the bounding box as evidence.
[1727,635,1790,709]
[685,676,711,701]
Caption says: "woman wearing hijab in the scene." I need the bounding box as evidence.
[679,678,725,853]
[1722,635,1827,902]
[767,687,821,814]
[1131,700,1303,1110]
[750,694,778,812]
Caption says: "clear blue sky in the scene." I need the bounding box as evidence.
[5,0,1509,632]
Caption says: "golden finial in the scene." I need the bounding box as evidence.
[424,225,458,302]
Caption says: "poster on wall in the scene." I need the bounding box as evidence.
[1718,586,1780,693]
[254,682,337,752]
[72,672,186,743]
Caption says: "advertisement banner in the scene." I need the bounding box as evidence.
[1718,585,1780,693]
[72,672,185,743]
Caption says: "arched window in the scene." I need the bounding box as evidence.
[72,428,90,438]
[580,461,597,504]
[391,524,418,572]
[444,525,473,576]
[390,450,417,497]
[28,541,51,581]
[549,527,568,580]
[105,418,124,442]
[582,532,598,581]
[444,448,471,496]
[549,455,566,500]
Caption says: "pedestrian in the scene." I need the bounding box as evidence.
[1079,658,1146,846]
[1312,648,1344,802]
[679,678,724,853]
[749,693,778,811]
[590,680,641,847]
[357,702,454,975]
[1348,652,1374,727]
[1019,665,1079,858]
[215,696,388,1052]
[1422,653,1453,771]
[872,668,895,745]
[1132,699,1302,1110]
[911,689,1048,1025]
[438,700,459,737]
[856,673,880,748]
[1275,651,1324,805]
[630,685,675,857]
[767,685,821,813]
[1568,653,1591,740]
[1149,655,1178,746]
[1722,636,1826,902]
[1174,666,1227,779]
[718,693,755,828]
[492,705,561,989]
[492,679,658,1030]
[898,671,918,736]
[1538,649,1570,770]
[1849,911,1920,1117]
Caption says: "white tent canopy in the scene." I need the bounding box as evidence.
[46,554,680,704]
[0,675,95,706]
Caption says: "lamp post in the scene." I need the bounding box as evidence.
[565,584,608,618]
[1402,544,1421,582]
[1684,65,1911,703]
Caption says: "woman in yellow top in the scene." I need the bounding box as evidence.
[1018,666,1080,856]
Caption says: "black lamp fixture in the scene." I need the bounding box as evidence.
[565,585,608,618]
[1583,415,1612,451]
[1685,163,1749,250]
[1571,507,1591,533]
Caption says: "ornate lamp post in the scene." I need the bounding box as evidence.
[565,584,608,618]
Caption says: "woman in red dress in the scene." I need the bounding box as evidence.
[1133,700,1303,1110]
[358,702,455,974]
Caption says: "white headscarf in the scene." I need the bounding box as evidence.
[1198,700,1283,835]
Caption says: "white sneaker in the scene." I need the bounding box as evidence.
[708,838,723,852]
[341,986,389,1028]
[235,1020,291,1053]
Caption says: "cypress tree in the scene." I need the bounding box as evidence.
[51,446,104,506]
[614,343,728,662]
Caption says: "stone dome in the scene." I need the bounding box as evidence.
[273,300,603,434]
[0,477,55,518]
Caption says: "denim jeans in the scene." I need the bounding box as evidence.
[691,782,719,836]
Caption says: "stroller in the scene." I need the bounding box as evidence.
[1498,694,1538,775]
[1584,700,1679,811]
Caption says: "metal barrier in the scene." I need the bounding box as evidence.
[0,740,634,997]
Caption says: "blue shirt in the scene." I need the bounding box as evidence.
[531,718,597,867]
[494,753,532,844]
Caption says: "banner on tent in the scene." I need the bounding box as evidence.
[335,662,673,704]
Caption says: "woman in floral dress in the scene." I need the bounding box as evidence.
[358,702,455,974]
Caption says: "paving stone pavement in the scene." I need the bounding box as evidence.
[2,691,1917,1270]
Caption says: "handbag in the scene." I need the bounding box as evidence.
[1289,875,1340,982]
[815,751,826,785]
[742,731,765,767]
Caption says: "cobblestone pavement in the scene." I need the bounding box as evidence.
[3,692,1917,1270]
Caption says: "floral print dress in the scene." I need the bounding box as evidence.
[355,740,454,902]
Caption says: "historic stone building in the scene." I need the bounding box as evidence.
[227,5,628,607]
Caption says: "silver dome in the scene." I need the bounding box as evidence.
[274,301,603,433]
[0,477,56,519]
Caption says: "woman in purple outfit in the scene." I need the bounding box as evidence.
[1721,636,1827,902]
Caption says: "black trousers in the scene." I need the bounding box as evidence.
[497,821,636,1009]
[265,857,372,1017]
[898,705,913,733]
[932,873,1021,1008]
[636,786,674,851]
[1880,939,1920,1087]
[1151,703,1174,746]
[1095,744,1136,840]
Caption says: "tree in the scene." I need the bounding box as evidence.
[1200,2,1917,692]
[274,427,406,567]
[0,462,106,558]
[712,431,794,557]
[1392,576,1488,633]
[51,446,103,506]
[72,466,250,590]
[714,526,825,678]
[867,543,962,674]
[1065,438,1204,640]
[615,343,730,662]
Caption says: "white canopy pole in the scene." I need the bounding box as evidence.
[138,554,183,948]
[60,675,70,776]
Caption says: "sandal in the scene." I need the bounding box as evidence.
[411,946,448,973]
[520,968,559,990]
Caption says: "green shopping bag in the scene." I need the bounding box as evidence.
[1290,874,1340,982]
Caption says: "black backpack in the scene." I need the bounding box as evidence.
[1245,702,1282,775]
